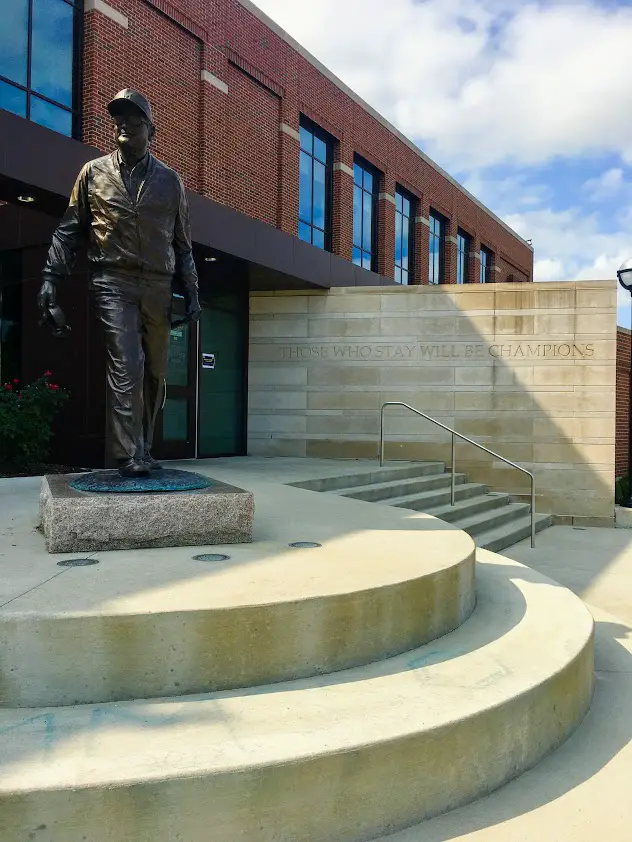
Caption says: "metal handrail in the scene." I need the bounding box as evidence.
[380,402,536,548]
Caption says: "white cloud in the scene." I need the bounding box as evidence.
[583,168,625,201]
[252,0,632,170]
[503,204,630,281]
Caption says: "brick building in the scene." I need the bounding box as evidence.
[0,0,533,467]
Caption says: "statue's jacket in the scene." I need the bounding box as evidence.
[42,152,198,294]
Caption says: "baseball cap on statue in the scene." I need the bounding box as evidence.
[107,89,153,123]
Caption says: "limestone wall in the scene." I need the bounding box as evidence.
[248,281,617,521]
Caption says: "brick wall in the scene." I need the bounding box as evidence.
[81,0,533,284]
[617,327,630,477]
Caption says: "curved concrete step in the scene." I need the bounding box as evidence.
[0,554,594,842]
[0,522,475,708]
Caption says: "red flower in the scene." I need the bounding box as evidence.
[12,378,19,384]
[5,384,12,391]
[50,384,59,391]
[44,370,52,377]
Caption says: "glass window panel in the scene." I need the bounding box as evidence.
[352,246,362,266]
[0,0,28,86]
[166,324,189,386]
[401,227,409,269]
[312,228,325,250]
[30,96,72,135]
[0,80,27,117]
[401,269,409,285]
[395,267,401,284]
[299,150,313,224]
[299,125,312,153]
[313,160,326,230]
[396,192,403,212]
[363,169,373,193]
[31,0,74,107]
[362,194,372,252]
[403,197,410,218]
[353,184,362,247]
[395,213,402,265]
[313,135,327,163]
[298,221,312,244]
[362,251,371,269]
[353,163,362,186]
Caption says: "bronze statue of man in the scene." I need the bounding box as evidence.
[38,89,201,478]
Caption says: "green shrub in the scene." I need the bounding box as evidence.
[616,474,630,506]
[0,372,69,472]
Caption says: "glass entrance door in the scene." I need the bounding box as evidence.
[198,283,248,457]
[154,296,197,460]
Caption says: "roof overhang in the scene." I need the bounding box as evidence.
[0,108,395,291]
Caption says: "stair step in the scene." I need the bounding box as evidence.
[289,462,445,492]
[387,482,488,511]
[0,554,594,842]
[452,502,531,537]
[334,472,467,502]
[477,512,555,552]
[421,491,511,522]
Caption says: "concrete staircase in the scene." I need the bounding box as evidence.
[291,461,553,552]
[0,462,590,841]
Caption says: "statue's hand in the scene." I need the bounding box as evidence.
[185,289,202,324]
[38,278,71,338]
[38,278,56,314]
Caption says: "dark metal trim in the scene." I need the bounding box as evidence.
[0,109,397,291]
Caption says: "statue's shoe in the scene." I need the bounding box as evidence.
[143,453,163,471]
[117,458,150,478]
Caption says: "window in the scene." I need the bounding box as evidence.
[395,188,415,284]
[428,210,446,284]
[480,246,493,284]
[0,0,81,138]
[353,157,379,271]
[456,229,471,284]
[298,118,332,250]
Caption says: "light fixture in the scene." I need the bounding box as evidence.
[204,256,217,262]
[17,195,35,204]
[618,257,632,292]
[526,239,533,246]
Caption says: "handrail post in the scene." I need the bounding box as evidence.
[531,475,536,549]
[379,405,385,467]
[451,433,456,506]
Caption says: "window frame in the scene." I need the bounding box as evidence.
[480,245,493,284]
[298,115,333,252]
[428,209,446,285]
[352,155,380,272]
[0,0,83,139]
[456,228,471,285]
[394,186,415,285]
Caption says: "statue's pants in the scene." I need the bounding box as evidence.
[91,273,172,462]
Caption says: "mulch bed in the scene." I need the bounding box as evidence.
[0,464,91,479]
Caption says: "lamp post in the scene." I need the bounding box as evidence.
[617,258,632,507]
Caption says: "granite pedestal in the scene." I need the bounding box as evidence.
[40,470,254,553]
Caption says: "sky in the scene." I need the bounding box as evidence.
[252,0,632,325]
